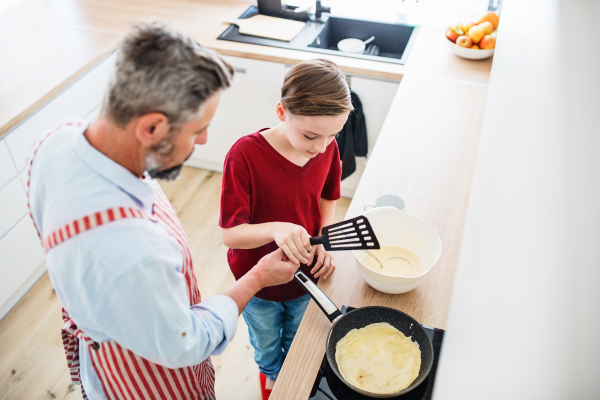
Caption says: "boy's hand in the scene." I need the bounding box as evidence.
[271,222,312,265]
[252,248,298,288]
[308,245,336,280]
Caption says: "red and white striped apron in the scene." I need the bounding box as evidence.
[26,121,215,400]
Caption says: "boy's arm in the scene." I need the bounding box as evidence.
[319,198,336,232]
[221,222,312,265]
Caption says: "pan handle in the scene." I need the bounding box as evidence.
[294,270,342,323]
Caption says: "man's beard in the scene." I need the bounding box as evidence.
[145,133,194,182]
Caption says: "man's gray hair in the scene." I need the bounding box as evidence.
[104,21,234,128]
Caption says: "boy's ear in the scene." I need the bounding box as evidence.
[276,102,286,122]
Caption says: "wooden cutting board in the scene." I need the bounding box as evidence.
[224,15,306,42]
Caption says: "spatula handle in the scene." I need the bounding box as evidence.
[309,236,325,246]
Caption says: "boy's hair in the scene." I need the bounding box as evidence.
[104,20,234,129]
[281,59,353,116]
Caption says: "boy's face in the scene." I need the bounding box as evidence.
[279,104,349,158]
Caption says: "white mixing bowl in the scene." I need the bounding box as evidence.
[352,207,442,294]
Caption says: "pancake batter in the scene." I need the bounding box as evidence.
[335,322,421,394]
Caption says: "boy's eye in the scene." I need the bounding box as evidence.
[304,135,317,140]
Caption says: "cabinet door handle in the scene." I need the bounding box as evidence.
[233,67,246,74]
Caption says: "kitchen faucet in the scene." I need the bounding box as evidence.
[314,0,331,19]
[256,0,330,21]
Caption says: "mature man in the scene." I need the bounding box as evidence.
[27,22,298,400]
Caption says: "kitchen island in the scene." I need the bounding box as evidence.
[0,1,491,399]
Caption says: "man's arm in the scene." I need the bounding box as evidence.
[223,248,296,314]
[80,219,297,370]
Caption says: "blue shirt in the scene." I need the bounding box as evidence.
[27,118,238,399]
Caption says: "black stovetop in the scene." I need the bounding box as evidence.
[308,306,445,400]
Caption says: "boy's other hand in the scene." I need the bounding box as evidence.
[308,245,336,280]
[271,222,312,265]
[253,248,298,288]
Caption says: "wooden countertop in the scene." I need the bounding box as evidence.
[0,19,120,136]
[0,0,491,136]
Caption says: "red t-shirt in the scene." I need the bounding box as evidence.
[219,130,342,302]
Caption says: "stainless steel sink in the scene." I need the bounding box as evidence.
[217,6,418,65]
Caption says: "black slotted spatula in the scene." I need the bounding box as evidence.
[309,216,380,251]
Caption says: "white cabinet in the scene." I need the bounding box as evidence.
[0,217,45,318]
[0,178,28,239]
[0,139,18,189]
[4,52,116,171]
[186,57,399,197]
[186,56,285,171]
[339,76,399,197]
[0,51,115,320]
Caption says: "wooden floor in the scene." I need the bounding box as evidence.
[0,166,351,400]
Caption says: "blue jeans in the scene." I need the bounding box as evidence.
[242,294,311,381]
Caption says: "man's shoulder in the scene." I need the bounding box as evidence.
[29,118,89,177]
[32,118,87,153]
[28,119,150,237]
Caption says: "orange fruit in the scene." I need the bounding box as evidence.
[478,11,500,29]
[480,35,496,49]
[471,45,480,49]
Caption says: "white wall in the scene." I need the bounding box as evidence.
[433,0,600,398]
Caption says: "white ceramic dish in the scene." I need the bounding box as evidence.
[337,38,366,54]
[353,207,442,294]
[447,39,494,60]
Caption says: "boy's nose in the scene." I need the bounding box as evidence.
[315,140,327,153]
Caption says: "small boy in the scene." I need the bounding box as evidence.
[219,59,353,399]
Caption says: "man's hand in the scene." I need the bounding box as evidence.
[251,248,299,289]
[225,248,298,314]
[307,245,336,280]
[270,222,312,265]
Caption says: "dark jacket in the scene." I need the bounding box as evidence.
[336,91,368,180]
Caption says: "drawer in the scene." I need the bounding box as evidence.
[4,52,116,171]
[0,216,45,308]
[19,169,27,192]
[0,139,17,189]
[0,178,28,239]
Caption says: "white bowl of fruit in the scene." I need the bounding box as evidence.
[446,11,499,60]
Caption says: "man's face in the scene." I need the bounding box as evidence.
[146,91,220,180]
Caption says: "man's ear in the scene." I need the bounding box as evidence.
[134,113,171,146]
[276,103,286,123]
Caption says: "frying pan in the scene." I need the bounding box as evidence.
[294,271,434,398]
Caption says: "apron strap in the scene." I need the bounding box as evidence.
[61,309,96,387]
[42,207,156,252]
